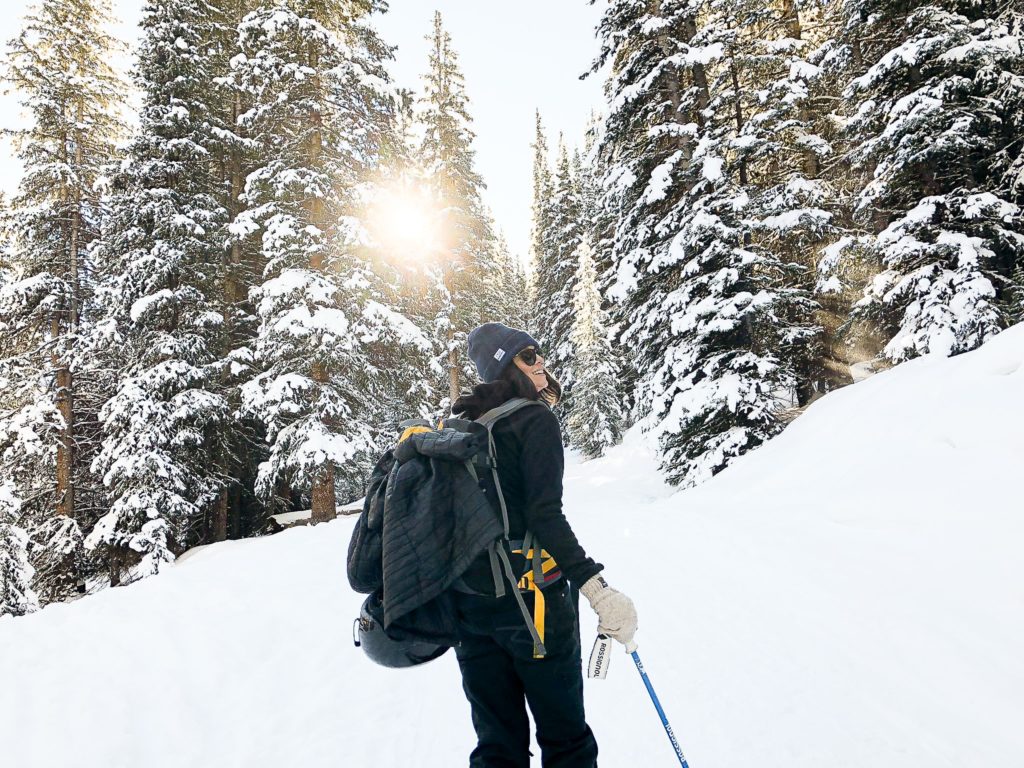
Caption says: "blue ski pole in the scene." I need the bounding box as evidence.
[629,646,690,767]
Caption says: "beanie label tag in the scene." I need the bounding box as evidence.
[493,348,506,361]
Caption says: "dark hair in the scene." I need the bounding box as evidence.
[501,362,561,407]
[452,364,562,420]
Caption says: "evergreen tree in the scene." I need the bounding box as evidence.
[0,482,39,617]
[0,0,125,599]
[86,0,231,582]
[356,159,442,426]
[1010,259,1024,325]
[490,233,530,330]
[233,0,398,520]
[727,0,845,403]
[417,11,495,404]
[528,110,554,328]
[578,113,630,408]
[206,0,270,542]
[566,238,624,459]
[595,0,810,486]
[535,139,583,411]
[210,0,262,359]
[575,134,610,278]
[838,0,1024,361]
[363,158,451,424]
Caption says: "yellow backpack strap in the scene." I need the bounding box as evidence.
[513,532,562,659]
[531,586,546,657]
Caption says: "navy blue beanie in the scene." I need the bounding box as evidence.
[467,322,541,383]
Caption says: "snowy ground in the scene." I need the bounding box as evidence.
[3,326,1023,767]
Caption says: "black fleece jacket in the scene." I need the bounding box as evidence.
[454,382,603,589]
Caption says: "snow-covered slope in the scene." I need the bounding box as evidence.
[3,326,1023,768]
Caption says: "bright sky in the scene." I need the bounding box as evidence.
[1,0,607,265]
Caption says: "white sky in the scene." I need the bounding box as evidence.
[1,0,607,264]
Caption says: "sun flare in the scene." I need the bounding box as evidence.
[366,181,444,264]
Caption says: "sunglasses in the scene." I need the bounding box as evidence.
[515,347,543,366]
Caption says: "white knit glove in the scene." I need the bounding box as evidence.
[580,574,638,651]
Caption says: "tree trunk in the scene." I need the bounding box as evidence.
[304,46,336,525]
[109,548,122,587]
[729,61,748,188]
[55,95,85,520]
[229,486,243,539]
[448,332,460,405]
[227,90,245,345]
[682,16,710,128]
[55,365,74,517]
[443,266,460,404]
[215,90,247,543]
[780,0,820,179]
[310,464,337,524]
[212,488,229,542]
[653,0,686,153]
[309,360,336,523]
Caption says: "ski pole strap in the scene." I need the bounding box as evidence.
[631,650,690,768]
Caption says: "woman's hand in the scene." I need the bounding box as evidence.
[580,574,638,651]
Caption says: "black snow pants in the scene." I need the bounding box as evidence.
[454,580,598,768]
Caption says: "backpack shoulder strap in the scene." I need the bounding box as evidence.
[475,397,545,430]
[471,396,552,658]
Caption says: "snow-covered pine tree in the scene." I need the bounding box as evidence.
[575,132,610,279]
[490,233,530,330]
[1010,259,1024,325]
[725,0,845,403]
[358,271,438,429]
[0,482,39,617]
[233,0,398,520]
[995,4,1024,328]
[363,141,450,424]
[593,0,707,378]
[528,110,555,330]
[86,0,231,583]
[578,111,633,409]
[838,0,1024,362]
[808,2,891,373]
[210,0,262,358]
[535,138,583,413]
[596,0,809,487]
[0,0,125,599]
[358,139,443,427]
[201,0,271,541]
[566,238,624,459]
[417,11,496,404]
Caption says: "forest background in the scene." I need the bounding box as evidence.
[1,0,1022,617]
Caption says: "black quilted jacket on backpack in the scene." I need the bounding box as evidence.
[346,428,504,644]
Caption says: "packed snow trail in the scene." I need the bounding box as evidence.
[3,326,1024,767]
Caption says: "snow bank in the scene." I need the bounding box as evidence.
[2,326,1023,767]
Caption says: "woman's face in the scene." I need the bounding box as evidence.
[512,347,547,393]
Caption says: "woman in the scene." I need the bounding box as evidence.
[451,321,638,768]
